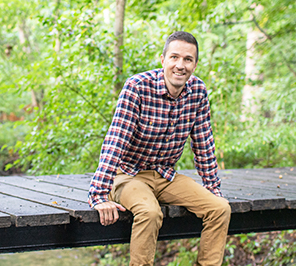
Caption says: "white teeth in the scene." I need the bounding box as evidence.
[174,73,183,76]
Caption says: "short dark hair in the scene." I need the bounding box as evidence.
[163,31,199,63]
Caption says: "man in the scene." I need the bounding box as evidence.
[88,31,231,266]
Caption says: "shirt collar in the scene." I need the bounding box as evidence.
[156,69,193,98]
[156,69,168,96]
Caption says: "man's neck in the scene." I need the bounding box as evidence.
[166,86,183,99]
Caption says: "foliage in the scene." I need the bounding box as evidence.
[0,122,28,175]
[0,1,295,265]
[223,230,296,266]
[0,0,295,174]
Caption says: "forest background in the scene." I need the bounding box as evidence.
[0,0,295,265]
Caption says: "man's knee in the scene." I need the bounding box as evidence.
[138,206,163,220]
[214,198,231,221]
[202,197,231,224]
[134,206,163,228]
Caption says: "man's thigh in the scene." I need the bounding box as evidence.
[109,170,160,214]
[157,173,226,218]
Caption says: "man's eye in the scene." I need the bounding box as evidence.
[185,58,193,62]
[172,56,177,59]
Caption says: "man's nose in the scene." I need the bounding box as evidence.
[176,58,185,69]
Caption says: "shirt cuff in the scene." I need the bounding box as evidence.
[88,193,109,209]
[209,187,223,197]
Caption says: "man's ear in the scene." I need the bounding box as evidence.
[161,54,164,67]
[193,61,198,72]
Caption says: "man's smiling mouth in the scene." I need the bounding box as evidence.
[174,72,185,76]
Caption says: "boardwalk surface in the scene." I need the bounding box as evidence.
[0,167,295,253]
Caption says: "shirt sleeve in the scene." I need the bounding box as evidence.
[88,81,140,208]
[190,87,223,197]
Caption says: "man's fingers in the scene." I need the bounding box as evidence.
[94,201,123,226]
[112,207,119,223]
[98,209,106,225]
[114,202,126,212]
[106,205,115,225]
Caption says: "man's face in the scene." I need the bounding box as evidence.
[161,40,198,98]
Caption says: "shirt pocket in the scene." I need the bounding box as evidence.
[136,115,168,141]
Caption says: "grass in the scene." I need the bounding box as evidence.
[0,247,96,266]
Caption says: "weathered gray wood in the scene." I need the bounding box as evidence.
[237,167,296,177]
[0,167,295,228]
[0,193,69,227]
[220,173,296,187]
[286,199,296,209]
[0,183,98,223]
[163,198,251,218]
[24,174,91,190]
[167,205,190,218]
[226,187,295,210]
[223,188,286,211]
[223,180,296,194]
[0,212,11,228]
[0,167,296,254]
[179,169,289,210]
[228,198,251,213]
[219,170,296,186]
[219,169,296,209]
[0,176,88,202]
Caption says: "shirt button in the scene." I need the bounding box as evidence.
[166,138,169,142]
[160,153,164,156]
[187,119,190,122]
[171,122,174,126]
[149,121,153,125]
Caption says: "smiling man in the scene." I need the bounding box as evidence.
[88,31,231,266]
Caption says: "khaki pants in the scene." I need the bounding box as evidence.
[109,170,231,266]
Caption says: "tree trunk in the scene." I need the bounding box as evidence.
[114,0,126,95]
[18,20,40,108]
[241,4,265,121]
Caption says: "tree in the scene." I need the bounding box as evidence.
[0,0,295,175]
[114,0,126,95]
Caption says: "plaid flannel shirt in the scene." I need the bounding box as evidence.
[88,68,222,208]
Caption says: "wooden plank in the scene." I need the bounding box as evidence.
[23,174,90,190]
[181,168,296,183]
[223,188,286,211]
[0,193,70,227]
[286,200,296,209]
[164,198,251,218]
[221,178,296,195]
[0,176,87,202]
[20,175,253,213]
[219,169,296,184]
[219,170,296,209]
[219,168,296,180]
[239,167,296,177]
[220,172,296,186]
[228,198,251,213]
[0,212,11,228]
[178,169,288,211]
[0,183,98,223]
[225,186,296,210]
[222,179,296,193]
[0,167,294,224]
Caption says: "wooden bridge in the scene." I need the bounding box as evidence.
[0,167,295,253]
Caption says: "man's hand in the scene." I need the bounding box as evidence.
[94,201,126,226]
